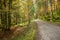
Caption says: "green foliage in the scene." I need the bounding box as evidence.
[10,22,37,40]
[0,0,60,31]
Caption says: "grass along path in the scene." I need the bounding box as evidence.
[10,22,37,40]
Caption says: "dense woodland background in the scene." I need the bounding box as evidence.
[0,0,60,31]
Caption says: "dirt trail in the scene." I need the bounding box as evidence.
[34,19,60,40]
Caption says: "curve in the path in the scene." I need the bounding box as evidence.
[34,20,60,40]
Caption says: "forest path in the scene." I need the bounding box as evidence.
[34,19,60,40]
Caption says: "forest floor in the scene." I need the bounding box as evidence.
[0,22,36,40]
[0,19,60,40]
[34,19,60,40]
[0,25,24,40]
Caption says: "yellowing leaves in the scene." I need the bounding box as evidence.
[40,7,44,12]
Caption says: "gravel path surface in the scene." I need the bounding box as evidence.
[34,19,60,40]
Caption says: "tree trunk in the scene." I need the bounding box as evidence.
[49,0,54,21]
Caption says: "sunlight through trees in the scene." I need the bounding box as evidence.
[0,0,60,31]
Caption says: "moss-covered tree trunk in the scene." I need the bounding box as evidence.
[0,0,12,31]
[7,0,12,31]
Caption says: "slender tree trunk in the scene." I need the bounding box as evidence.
[49,0,54,21]
[28,1,30,24]
[7,0,12,30]
[35,0,38,19]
